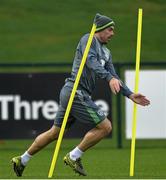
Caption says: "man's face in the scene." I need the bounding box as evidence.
[98,27,114,44]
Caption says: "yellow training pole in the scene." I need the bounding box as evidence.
[48,23,96,178]
[129,8,143,177]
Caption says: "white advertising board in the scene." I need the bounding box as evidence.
[125,70,166,139]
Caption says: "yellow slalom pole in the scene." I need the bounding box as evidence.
[48,23,96,178]
[129,8,143,177]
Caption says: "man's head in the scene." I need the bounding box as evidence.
[94,13,115,44]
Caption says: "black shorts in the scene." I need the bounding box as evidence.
[54,85,106,128]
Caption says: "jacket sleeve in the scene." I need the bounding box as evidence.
[80,35,113,82]
[105,59,133,97]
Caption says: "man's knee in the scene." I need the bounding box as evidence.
[103,120,112,135]
[97,118,112,136]
[105,123,112,135]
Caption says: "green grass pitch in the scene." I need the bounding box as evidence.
[0,0,166,63]
[0,139,166,179]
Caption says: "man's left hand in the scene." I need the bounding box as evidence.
[129,93,150,106]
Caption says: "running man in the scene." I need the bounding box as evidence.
[11,13,150,177]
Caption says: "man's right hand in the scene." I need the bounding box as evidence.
[109,77,122,94]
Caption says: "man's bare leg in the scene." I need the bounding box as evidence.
[11,125,61,177]
[69,118,112,160]
[28,125,60,155]
[19,125,60,166]
[78,118,112,152]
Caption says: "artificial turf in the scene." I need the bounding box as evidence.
[0,139,166,179]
